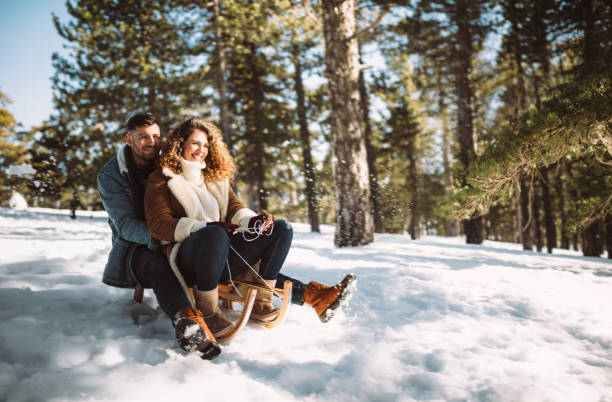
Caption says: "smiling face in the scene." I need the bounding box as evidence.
[125,123,161,166]
[182,129,209,163]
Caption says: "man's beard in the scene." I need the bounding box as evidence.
[133,146,158,162]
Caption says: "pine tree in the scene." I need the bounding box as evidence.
[455,0,612,257]
[321,0,374,247]
[218,1,292,212]
[358,49,384,234]
[0,92,31,205]
[386,99,422,238]
[28,115,90,208]
[291,42,321,232]
[211,0,234,149]
[52,0,204,134]
[376,0,494,244]
[29,0,214,208]
[276,2,323,232]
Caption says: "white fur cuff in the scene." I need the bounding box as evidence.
[175,217,199,242]
[231,207,257,227]
[191,221,207,233]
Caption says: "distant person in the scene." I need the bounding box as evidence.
[69,192,80,219]
[97,114,355,359]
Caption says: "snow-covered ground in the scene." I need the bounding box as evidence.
[0,207,611,402]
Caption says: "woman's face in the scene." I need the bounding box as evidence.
[182,129,209,163]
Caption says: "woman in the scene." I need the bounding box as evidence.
[144,118,293,338]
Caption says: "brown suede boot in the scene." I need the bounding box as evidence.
[250,279,280,323]
[174,306,221,360]
[194,287,234,338]
[303,273,356,322]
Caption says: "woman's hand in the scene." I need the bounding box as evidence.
[248,212,274,235]
[207,221,240,237]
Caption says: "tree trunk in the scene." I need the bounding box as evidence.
[292,45,320,232]
[321,0,374,247]
[539,167,557,253]
[437,69,458,237]
[573,233,579,252]
[581,218,603,257]
[606,213,612,259]
[408,126,420,240]
[533,182,543,252]
[358,52,383,233]
[554,167,569,249]
[212,0,233,151]
[514,196,521,243]
[565,162,580,251]
[519,178,533,250]
[246,42,267,211]
[512,6,533,251]
[454,0,483,244]
[579,0,599,76]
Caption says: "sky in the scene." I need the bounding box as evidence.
[0,0,68,130]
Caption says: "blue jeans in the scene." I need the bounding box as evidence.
[177,219,293,291]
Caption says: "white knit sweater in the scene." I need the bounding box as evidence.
[180,158,220,223]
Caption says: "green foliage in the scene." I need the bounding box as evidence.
[26,0,209,208]
[27,116,93,208]
[7,0,609,252]
[0,92,31,205]
[456,75,612,226]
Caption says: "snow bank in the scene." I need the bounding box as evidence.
[0,207,611,401]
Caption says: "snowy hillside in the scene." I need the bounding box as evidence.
[1,207,611,402]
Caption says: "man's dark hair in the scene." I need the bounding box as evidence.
[127,113,159,132]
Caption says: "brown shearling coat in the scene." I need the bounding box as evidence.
[144,167,252,260]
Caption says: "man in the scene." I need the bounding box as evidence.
[97,113,355,359]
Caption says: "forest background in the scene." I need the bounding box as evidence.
[0,0,611,256]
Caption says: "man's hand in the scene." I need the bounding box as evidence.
[208,221,240,237]
[248,212,274,235]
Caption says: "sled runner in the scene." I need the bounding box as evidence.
[217,279,292,340]
[132,279,292,342]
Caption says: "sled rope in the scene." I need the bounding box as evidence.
[225,259,243,298]
[230,245,281,298]
[169,221,280,306]
[235,218,274,242]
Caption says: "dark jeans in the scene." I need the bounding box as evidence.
[177,219,293,291]
[131,247,190,319]
[276,272,307,305]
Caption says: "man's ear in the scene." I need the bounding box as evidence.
[125,133,133,147]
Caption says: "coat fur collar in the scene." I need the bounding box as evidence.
[161,167,229,221]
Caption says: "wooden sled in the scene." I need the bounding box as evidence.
[132,279,292,342]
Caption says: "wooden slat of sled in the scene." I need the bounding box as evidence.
[219,279,292,329]
[132,279,292,338]
[215,287,257,342]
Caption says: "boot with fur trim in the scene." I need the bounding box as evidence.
[194,286,234,338]
[174,306,221,360]
[303,273,356,322]
[250,279,280,323]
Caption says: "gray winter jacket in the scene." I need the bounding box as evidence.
[97,145,159,288]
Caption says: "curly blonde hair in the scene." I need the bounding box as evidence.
[159,118,236,182]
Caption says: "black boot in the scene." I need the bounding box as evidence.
[277,273,306,305]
